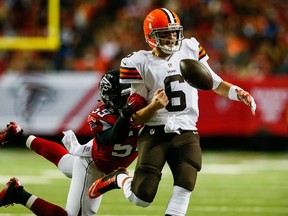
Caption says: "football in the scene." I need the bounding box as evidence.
[180,59,213,90]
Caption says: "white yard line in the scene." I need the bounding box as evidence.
[159,158,288,176]
[0,169,67,185]
[191,206,288,213]
[201,159,288,174]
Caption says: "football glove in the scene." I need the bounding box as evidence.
[121,93,148,119]
[236,89,256,115]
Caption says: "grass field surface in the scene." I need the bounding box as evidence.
[0,148,287,216]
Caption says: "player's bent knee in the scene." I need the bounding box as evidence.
[132,165,162,203]
[57,154,74,178]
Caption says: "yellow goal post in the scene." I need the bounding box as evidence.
[0,0,60,50]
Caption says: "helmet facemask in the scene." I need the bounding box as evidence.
[150,24,184,54]
[117,84,131,110]
[99,70,131,111]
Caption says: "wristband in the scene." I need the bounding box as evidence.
[228,85,241,101]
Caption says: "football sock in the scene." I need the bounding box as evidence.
[165,185,191,216]
[117,174,129,188]
[26,135,69,166]
[122,177,150,207]
[30,197,67,216]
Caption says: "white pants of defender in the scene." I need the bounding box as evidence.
[59,154,105,216]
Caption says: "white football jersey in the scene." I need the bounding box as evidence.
[120,37,222,130]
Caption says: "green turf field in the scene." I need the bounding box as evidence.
[0,148,287,216]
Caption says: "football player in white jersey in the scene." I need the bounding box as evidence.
[89,8,256,216]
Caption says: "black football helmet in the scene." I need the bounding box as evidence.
[99,69,131,110]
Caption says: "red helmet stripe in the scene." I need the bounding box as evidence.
[160,8,176,24]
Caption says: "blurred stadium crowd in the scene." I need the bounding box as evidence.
[0,0,287,80]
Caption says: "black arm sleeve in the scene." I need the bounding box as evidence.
[95,115,130,146]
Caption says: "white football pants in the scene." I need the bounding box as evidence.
[58,154,105,216]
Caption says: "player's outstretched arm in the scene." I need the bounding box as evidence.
[214,81,256,115]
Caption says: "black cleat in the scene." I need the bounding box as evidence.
[0,177,23,207]
[0,122,23,146]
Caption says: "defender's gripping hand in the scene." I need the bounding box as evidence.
[236,89,257,115]
[121,93,148,119]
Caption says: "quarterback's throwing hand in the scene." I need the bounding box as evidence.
[236,89,256,115]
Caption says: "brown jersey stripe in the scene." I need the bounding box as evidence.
[198,45,207,60]
[120,67,142,80]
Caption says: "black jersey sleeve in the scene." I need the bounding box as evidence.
[95,115,130,146]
